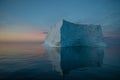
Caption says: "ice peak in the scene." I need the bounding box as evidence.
[62,19,71,23]
[56,19,70,28]
[59,19,70,24]
[62,19,67,22]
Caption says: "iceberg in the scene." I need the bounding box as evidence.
[45,20,105,47]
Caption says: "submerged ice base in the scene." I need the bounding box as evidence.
[45,20,105,47]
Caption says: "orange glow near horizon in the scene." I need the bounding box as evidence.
[0,32,46,42]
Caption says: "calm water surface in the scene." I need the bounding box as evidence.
[0,38,120,80]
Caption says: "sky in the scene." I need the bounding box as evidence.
[0,0,120,42]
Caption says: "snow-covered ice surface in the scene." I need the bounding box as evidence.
[45,20,105,47]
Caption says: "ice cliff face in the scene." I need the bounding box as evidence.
[45,20,105,47]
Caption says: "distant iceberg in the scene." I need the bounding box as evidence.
[45,20,105,47]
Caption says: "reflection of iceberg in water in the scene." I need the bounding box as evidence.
[60,47,104,74]
[45,46,104,75]
[45,47,62,75]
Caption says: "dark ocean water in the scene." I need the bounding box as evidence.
[0,38,120,80]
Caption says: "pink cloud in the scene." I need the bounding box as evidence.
[104,33,120,38]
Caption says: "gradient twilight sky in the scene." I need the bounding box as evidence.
[0,0,120,42]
